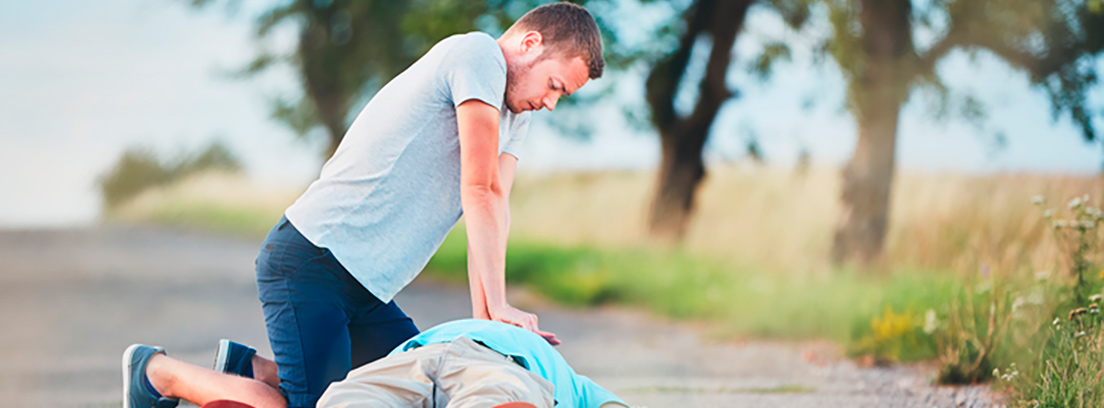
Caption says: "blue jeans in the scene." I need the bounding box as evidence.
[255,216,420,408]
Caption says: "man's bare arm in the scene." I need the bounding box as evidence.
[456,99,557,344]
[467,152,516,320]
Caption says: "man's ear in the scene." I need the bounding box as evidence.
[519,31,544,56]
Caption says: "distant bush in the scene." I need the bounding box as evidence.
[99,141,241,210]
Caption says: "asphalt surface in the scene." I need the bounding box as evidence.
[0,226,999,407]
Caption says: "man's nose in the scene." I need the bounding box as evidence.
[543,95,558,111]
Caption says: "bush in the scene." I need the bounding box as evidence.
[99,141,241,210]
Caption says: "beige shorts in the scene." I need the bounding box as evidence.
[317,336,555,408]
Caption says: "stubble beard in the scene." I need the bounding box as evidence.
[504,59,533,114]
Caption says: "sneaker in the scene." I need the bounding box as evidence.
[122,344,180,408]
[213,339,256,378]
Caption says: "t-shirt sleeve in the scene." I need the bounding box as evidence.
[441,34,506,110]
[501,113,530,160]
[577,376,629,408]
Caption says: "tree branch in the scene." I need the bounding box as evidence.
[685,0,751,136]
[645,0,716,134]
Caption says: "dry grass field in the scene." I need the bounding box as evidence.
[508,166,1100,275]
[113,166,1101,276]
[108,166,1104,402]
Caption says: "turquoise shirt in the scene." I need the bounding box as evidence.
[391,320,626,408]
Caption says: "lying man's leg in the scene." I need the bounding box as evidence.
[316,343,446,407]
[123,344,285,408]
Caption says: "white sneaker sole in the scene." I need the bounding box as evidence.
[214,339,231,373]
[121,344,142,408]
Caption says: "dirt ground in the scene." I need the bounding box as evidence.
[0,226,999,407]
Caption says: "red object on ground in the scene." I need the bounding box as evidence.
[492,403,538,408]
[202,401,256,408]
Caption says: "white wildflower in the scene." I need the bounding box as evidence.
[1076,331,1087,338]
[1032,195,1045,205]
[1043,209,1054,219]
[1012,297,1026,314]
[1070,197,1083,209]
[1027,290,1045,305]
[1054,220,1068,229]
[999,363,1020,381]
[1053,317,1061,326]
[975,280,991,294]
[1084,194,1091,204]
[1084,221,1096,229]
[923,309,939,334]
[1035,270,1051,281]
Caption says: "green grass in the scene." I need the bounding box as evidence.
[135,202,279,238]
[428,226,958,357]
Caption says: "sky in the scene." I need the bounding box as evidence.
[1,0,1102,228]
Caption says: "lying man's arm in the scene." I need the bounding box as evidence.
[457,99,558,345]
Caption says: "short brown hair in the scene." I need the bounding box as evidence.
[506,2,605,79]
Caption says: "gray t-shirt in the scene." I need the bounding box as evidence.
[285,32,530,303]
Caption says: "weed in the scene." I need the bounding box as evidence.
[994,195,1104,406]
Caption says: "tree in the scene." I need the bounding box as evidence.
[186,0,591,158]
[637,0,1104,260]
[643,0,756,239]
[640,0,815,240]
[811,0,1104,264]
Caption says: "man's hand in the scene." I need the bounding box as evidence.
[489,304,561,346]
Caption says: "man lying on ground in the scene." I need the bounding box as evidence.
[123,319,628,408]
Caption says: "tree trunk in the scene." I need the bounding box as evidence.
[299,13,351,160]
[321,112,344,159]
[831,98,901,264]
[830,0,913,265]
[645,0,751,240]
[651,126,708,239]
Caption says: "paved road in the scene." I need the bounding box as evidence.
[0,226,997,407]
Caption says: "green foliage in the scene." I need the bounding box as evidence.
[748,41,792,81]
[848,306,937,364]
[810,0,1104,139]
[1010,301,1104,408]
[136,201,277,238]
[994,195,1104,406]
[912,194,1104,402]
[428,226,959,343]
[932,272,1015,384]
[98,141,241,211]
[188,0,638,153]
